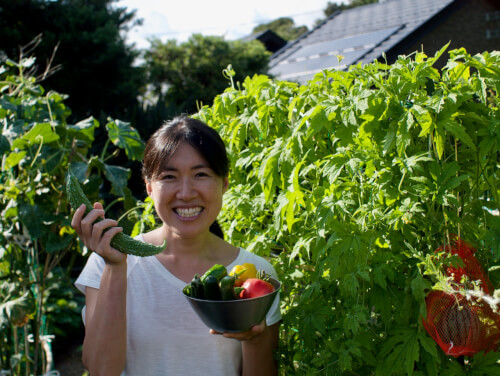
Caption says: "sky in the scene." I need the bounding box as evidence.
[114,0,334,49]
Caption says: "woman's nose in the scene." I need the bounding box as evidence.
[176,178,197,200]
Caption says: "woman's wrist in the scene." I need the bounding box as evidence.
[105,258,127,270]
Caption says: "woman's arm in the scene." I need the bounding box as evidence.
[241,322,279,376]
[72,202,128,376]
[82,263,127,376]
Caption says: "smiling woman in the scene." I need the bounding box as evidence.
[143,122,229,240]
[72,116,281,376]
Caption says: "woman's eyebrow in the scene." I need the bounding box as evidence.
[191,164,209,170]
[162,164,209,171]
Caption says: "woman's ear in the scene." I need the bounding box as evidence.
[222,177,229,193]
[145,179,153,197]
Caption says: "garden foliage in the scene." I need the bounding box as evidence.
[0,56,143,375]
[1,44,499,375]
[196,46,500,374]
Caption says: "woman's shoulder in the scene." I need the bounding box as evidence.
[236,248,274,269]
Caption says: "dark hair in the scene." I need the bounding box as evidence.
[142,116,229,238]
[142,116,229,180]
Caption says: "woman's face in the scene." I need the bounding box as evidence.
[146,142,228,239]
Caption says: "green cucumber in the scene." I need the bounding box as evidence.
[200,264,227,284]
[190,274,204,299]
[220,275,237,300]
[66,169,166,257]
[203,275,222,300]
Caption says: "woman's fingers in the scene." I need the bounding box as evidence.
[71,204,87,234]
[211,320,267,342]
[88,218,119,251]
[71,202,117,249]
[70,201,126,264]
[80,208,105,237]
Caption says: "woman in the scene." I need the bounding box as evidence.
[73,117,281,376]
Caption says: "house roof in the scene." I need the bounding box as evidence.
[242,29,288,53]
[268,0,456,83]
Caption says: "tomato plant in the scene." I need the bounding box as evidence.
[196,45,500,374]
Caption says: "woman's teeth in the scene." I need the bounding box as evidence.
[176,207,202,218]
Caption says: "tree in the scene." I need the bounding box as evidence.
[142,34,270,123]
[324,0,380,17]
[251,17,308,41]
[0,0,144,122]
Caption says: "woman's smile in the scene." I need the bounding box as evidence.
[174,206,203,219]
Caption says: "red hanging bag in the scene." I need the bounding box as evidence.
[422,237,499,357]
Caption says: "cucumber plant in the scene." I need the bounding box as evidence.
[0,55,147,374]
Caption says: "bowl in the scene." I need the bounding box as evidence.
[183,278,281,333]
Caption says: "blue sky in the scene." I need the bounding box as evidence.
[115,0,334,49]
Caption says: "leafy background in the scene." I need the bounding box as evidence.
[197,46,500,375]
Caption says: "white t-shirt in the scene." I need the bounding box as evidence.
[74,239,281,376]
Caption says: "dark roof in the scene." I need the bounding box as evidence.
[269,0,456,83]
[241,29,288,53]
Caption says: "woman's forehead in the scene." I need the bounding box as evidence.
[162,142,209,168]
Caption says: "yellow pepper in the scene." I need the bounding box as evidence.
[229,263,257,286]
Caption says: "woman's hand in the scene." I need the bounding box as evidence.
[210,320,268,343]
[71,202,126,265]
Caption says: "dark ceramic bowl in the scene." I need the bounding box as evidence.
[183,278,281,333]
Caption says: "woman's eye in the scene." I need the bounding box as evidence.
[195,171,210,178]
[161,174,175,180]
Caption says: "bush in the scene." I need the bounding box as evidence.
[0,55,144,375]
[197,45,500,374]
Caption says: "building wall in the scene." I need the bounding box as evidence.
[402,0,500,61]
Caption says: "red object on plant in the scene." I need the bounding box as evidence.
[422,291,499,357]
[422,236,500,357]
[435,236,493,295]
[239,278,274,299]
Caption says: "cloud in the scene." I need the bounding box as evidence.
[116,0,330,47]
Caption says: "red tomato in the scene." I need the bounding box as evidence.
[239,278,274,299]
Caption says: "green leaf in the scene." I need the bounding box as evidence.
[377,328,420,376]
[434,123,446,159]
[383,122,397,154]
[441,118,476,150]
[0,133,10,155]
[258,142,281,202]
[67,116,99,143]
[69,161,90,182]
[417,331,438,359]
[18,203,46,239]
[12,122,59,149]
[106,118,145,161]
[411,270,431,303]
[4,151,26,168]
[46,231,74,253]
[469,351,500,375]
[103,164,131,197]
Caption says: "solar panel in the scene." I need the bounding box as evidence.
[270,50,365,83]
[270,26,402,83]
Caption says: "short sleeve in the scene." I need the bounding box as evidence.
[232,249,282,326]
[74,252,106,294]
[74,236,142,295]
[263,265,282,327]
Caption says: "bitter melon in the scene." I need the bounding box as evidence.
[66,169,166,256]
